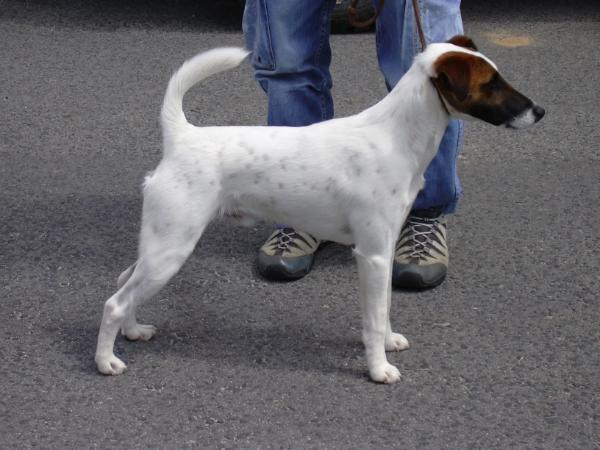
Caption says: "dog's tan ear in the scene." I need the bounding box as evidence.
[447,35,478,52]
[432,52,473,103]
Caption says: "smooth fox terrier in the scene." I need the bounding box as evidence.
[95,36,544,383]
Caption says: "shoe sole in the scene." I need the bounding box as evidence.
[257,262,313,281]
[392,264,447,290]
[256,240,331,282]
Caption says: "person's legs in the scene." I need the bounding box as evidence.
[375,0,465,288]
[243,0,334,280]
[243,0,335,127]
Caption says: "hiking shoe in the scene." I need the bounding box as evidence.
[392,210,449,289]
[257,227,320,281]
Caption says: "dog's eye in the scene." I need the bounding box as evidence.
[481,73,504,93]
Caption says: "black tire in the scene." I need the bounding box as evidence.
[331,0,375,33]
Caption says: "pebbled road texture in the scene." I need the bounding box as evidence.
[1,0,599,448]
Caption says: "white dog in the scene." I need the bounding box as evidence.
[95,36,544,383]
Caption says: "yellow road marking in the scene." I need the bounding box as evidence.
[485,32,532,48]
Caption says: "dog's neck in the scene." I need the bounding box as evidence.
[355,63,450,171]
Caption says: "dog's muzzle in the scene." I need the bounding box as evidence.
[506,103,545,129]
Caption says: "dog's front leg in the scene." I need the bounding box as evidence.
[354,238,401,384]
[384,254,410,353]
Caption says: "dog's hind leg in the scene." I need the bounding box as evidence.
[115,261,159,342]
[117,263,136,289]
[112,261,159,342]
[353,222,402,384]
[95,180,217,375]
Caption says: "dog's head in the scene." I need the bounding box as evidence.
[424,35,545,129]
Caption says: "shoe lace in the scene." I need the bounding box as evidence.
[406,218,439,259]
[275,228,298,251]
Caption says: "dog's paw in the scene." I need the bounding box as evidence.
[121,323,157,341]
[369,362,401,384]
[385,332,410,352]
[96,353,127,375]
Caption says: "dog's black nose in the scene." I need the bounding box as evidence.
[533,105,545,122]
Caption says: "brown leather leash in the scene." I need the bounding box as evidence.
[348,0,385,29]
[410,0,450,114]
[348,0,427,43]
[348,0,426,45]
[348,0,427,49]
[410,0,428,50]
[347,0,427,50]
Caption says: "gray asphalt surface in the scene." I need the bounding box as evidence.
[1,0,599,448]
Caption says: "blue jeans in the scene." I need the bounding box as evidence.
[243,0,464,214]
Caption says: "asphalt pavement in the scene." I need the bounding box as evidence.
[1,0,599,448]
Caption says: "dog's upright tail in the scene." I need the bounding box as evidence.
[161,47,250,135]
